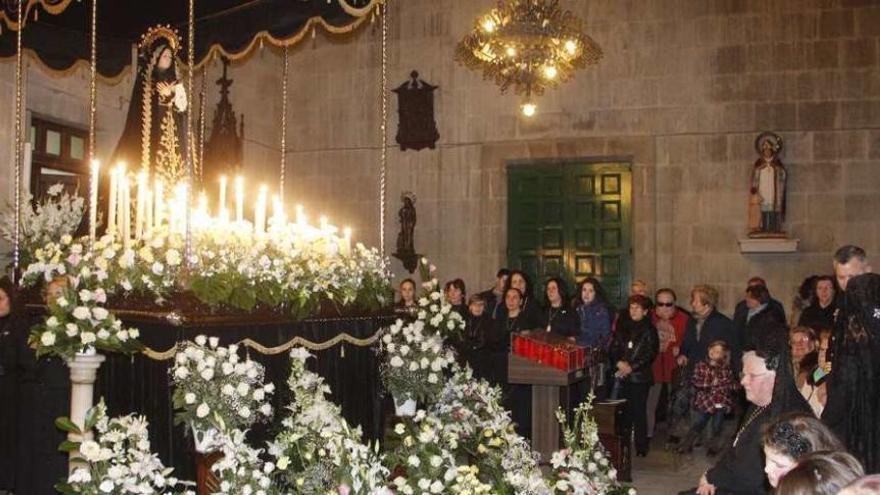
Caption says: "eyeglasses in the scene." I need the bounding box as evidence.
[655,302,675,307]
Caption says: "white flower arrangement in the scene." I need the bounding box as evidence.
[20,191,391,359]
[55,399,193,495]
[170,336,274,438]
[549,395,635,495]
[268,348,391,494]
[379,258,462,403]
[1,185,85,267]
[210,429,279,495]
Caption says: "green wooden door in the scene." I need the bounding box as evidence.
[507,161,632,307]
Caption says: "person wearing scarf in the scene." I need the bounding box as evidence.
[679,343,811,495]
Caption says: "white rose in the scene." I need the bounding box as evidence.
[407,455,420,467]
[427,373,438,384]
[65,323,79,337]
[79,440,101,461]
[259,403,272,416]
[174,367,190,379]
[222,384,235,396]
[46,316,59,327]
[117,330,129,341]
[165,249,182,266]
[390,356,404,368]
[184,392,196,404]
[222,362,235,375]
[408,361,419,371]
[200,368,214,381]
[276,456,290,470]
[264,383,275,393]
[253,389,265,401]
[208,337,219,348]
[93,289,106,303]
[195,335,207,346]
[129,328,139,338]
[196,403,210,418]
[394,423,406,435]
[80,332,96,344]
[56,296,69,308]
[96,329,110,340]
[91,307,109,321]
[102,248,116,260]
[151,262,164,275]
[99,480,114,493]
[72,306,91,320]
[238,406,251,419]
[40,331,56,346]
[236,382,249,396]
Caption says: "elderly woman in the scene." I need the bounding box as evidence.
[680,346,811,495]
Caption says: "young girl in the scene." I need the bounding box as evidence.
[677,340,737,455]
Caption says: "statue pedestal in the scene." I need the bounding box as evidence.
[738,237,799,254]
[66,351,106,471]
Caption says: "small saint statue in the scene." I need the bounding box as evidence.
[748,132,787,237]
[396,193,417,254]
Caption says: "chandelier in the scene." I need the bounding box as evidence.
[456,0,602,116]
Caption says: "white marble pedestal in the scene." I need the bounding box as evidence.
[66,351,106,471]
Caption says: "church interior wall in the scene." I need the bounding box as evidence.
[0,0,877,316]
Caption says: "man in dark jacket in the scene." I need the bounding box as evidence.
[678,285,740,376]
[478,268,509,320]
[732,277,785,348]
[741,284,788,353]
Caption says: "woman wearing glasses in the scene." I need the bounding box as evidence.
[648,288,690,442]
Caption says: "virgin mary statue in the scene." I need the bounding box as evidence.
[111,25,188,186]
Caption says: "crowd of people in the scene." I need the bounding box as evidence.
[395,245,880,494]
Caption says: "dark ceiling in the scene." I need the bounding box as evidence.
[0,0,376,78]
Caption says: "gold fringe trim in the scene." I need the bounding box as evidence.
[0,0,73,31]
[191,0,381,71]
[141,330,382,361]
[4,48,130,86]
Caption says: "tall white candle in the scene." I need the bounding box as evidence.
[235,175,244,223]
[89,160,99,244]
[342,227,352,256]
[296,204,305,227]
[255,186,267,235]
[107,166,118,236]
[116,164,127,243]
[144,189,153,236]
[174,183,187,234]
[219,175,227,216]
[135,171,147,239]
[154,180,164,230]
[122,176,131,250]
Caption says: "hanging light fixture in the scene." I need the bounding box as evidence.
[456,0,602,116]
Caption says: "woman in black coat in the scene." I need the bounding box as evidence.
[542,277,579,338]
[610,294,659,456]
[503,270,542,330]
[0,277,22,491]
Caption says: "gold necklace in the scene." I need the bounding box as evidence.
[733,406,767,447]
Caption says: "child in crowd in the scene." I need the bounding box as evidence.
[677,340,737,455]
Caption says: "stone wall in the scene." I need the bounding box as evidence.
[1,0,879,315]
[276,0,880,314]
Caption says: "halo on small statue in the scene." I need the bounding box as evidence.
[754,131,783,155]
[400,191,416,204]
[138,24,181,57]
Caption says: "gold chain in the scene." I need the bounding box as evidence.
[279,44,288,200]
[12,0,24,281]
[141,330,381,361]
[88,0,97,162]
[378,0,388,257]
[732,405,766,447]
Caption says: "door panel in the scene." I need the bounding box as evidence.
[507,161,632,307]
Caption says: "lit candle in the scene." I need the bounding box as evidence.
[218,175,227,216]
[342,227,352,256]
[296,204,305,227]
[319,215,329,233]
[144,189,153,235]
[154,180,164,230]
[197,191,208,228]
[235,175,244,223]
[255,185,267,234]
[135,171,147,239]
[116,163,127,242]
[174,183,187,234]
[89,160,99,244]
[107,165,118,236]
[271,194,287,229]
[122,175,131,250]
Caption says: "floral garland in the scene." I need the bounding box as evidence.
[20,208,390,359]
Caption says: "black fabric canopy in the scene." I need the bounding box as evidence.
[0,0,378,79]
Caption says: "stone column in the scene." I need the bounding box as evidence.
[66,351,106,471]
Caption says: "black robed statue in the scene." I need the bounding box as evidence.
[112,25,188,185]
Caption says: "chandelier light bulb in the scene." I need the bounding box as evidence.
[565,39,578,55]
[521,101,537,117]
[482,18,496,33]
[506,46,517,57]
[543,65,558,79]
